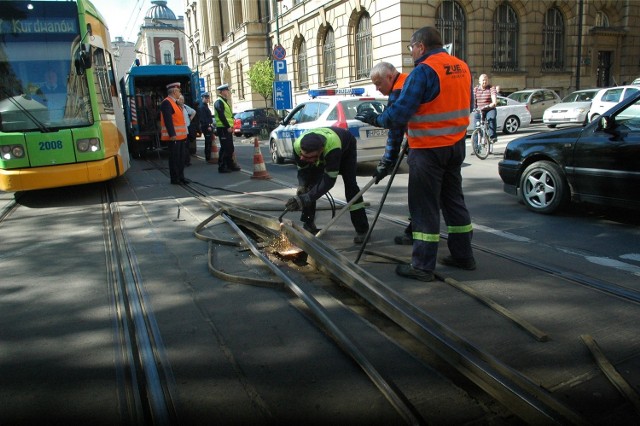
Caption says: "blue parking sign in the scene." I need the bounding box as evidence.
[273,81,292,110]
[273,60,287,75]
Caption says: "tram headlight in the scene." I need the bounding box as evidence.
[12,145,25,158]
[77,138,101,152]
[1,145,25,159]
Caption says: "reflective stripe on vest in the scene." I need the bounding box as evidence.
[160,97,188,140]
[407,53,471,148]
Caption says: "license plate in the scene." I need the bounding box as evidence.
[366,129,388,138]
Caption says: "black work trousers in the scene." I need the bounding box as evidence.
[406,137,473,272]
[168,139,186,182]
[299,148,369,234]
[217,127,235,170]
[203,129,214,161]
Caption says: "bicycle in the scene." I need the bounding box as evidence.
[470,109,492,160]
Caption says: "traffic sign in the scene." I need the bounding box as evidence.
[273,81,292,110]
[273,60,287,75]
[273,44,286,60]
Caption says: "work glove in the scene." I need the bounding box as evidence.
[354,110,380,127]
[285,193,311,211]
[372,160,392,184]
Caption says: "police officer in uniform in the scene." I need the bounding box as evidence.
[285,127,370,244]
[356,26,476,281]
[214,84,240,173]
[160,82,188,184]
[198,92,215,163]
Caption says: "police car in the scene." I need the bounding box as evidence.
[268,88,388,164]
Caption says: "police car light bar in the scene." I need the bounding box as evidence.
[308,88,366,98]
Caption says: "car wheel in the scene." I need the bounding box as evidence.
[519,160,568,214]
[270,139,284,164]
[502,116,520,134]
[547,124,557,128]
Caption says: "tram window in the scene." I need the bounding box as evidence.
[93,48,114,113]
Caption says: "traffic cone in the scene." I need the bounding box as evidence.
[250,137,271,180]
[209,139,219,164]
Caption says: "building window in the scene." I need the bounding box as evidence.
[595,11,610,27]
[542,8,564,71]
[296,38,308,90]
[435,0,466,59]
[163,50,172,65]
[236,61,244,99]
[322,27,336,86]
[493,3,518,72]
[355,13,372,80]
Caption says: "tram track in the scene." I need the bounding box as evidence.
[134,155,640,423]
[175,176,586,425]
[102,183,179,425]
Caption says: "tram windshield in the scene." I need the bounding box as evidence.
[0,1,93,132]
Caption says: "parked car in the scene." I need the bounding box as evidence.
[507,89,562,121]
[542,88,600,128]
[498,90,640,214]
[233,112,244,137]
[587,85,640,123]
[467,95,531,135]
[269,89,388,164]
[236,108,281,138]
[631,77,640,85]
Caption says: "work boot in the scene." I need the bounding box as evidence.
[303,222,320,234]
[230,163,241,171]
[395,264,434,282]
[438,255,477,270]
[353,232,367,244]
[394,234,412,245]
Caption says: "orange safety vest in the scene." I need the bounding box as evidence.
[160,96,188,141]
[407,52,471,148]
[393,73,408,92]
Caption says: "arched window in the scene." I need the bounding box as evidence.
[322,27,336,86]
[542,7,564,71]
[355,13,372,80]
[435,0,466,59]
[296,38,308,90]
[595,11,610,27]
[493,4,518,71]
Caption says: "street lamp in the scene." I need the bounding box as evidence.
[151,18,200,72]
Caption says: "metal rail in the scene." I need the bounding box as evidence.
[205,201,588,425]
[103,184,179,425]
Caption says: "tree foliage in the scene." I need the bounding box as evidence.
[247,59,274,107]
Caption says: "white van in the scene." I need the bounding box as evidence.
[588,85,640,122]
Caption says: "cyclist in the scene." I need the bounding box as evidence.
[473,74,498,152]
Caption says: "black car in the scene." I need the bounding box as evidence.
[498,91,640,214]
[239,108,281,138]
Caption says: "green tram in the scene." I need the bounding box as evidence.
[0,0,129,192]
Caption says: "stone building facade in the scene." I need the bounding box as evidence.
[180,0,640,111]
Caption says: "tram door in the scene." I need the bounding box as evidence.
[596,51,612,87]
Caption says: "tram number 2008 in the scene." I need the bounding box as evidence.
[39,140,63,150]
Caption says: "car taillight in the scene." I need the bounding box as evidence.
[332,103,348,129]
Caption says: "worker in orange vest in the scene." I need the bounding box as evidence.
[160,82,189,184]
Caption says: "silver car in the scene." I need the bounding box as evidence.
[467,95,531,134]
[543,88,600,128]
[507,88,562,121]
[269,90,388,164]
